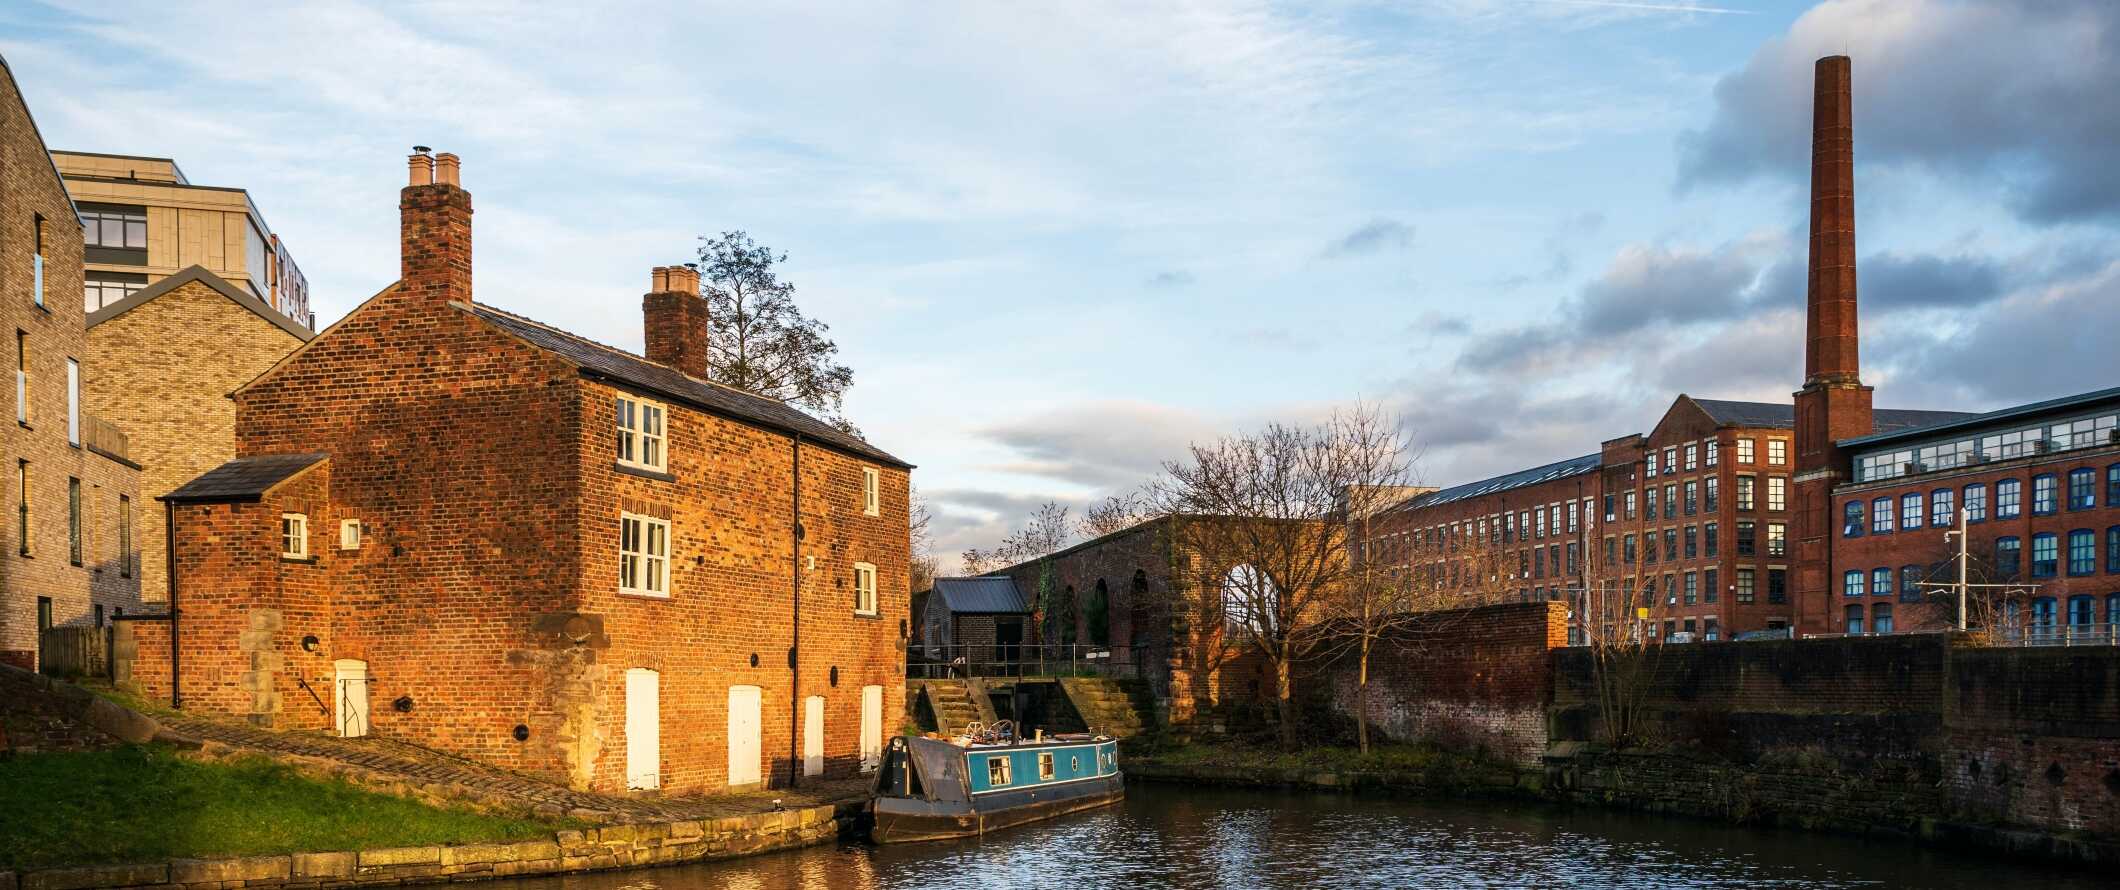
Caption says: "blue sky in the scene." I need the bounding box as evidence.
[6,1,2116,568]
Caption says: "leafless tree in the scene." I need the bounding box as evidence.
[1580,605,1660,748]
[694,231,857,433]
[909,486,938,594]
[1326,501,1514,753]
[1080,492,1152,540]
[1146,403,1412,748]
[960,501,1073,575]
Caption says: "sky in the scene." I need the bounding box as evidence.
[5,0,2117,572]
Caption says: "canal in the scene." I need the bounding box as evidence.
[486,784,2103,889]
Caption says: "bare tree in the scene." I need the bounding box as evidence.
[1580,600,1660,748]
[1327,498,1514,753]
[909,486,938,594]
[960,501,1073,575]
[1147,404,1412,748]
[1080,492,1151,540]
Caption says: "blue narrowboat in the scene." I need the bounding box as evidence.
[869,733,1124,843]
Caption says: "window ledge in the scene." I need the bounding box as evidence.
[617,590,672,601]
[852,611,882,621]
[280,555,317,565]
[614,462,676,483]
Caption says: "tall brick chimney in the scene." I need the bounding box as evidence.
[643,264,709,378]
[401,149,472,309]
[1790,56,1874,636]
[1804,56,1860,387]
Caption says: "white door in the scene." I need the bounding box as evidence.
[334,660,369,738]
[803,695,825,777]
[728,685,763,787]
[859,685,884,773]
[626,669,659,791]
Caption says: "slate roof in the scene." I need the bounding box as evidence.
[462,303,910,469]
[1392,453,1603,512]
[162,453,328,504]
[87,265,314,341]
[1691,398,1974,434]
[930,577,1031,614]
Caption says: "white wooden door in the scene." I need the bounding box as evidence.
[334,660,369,738]
[625,669,660,791]
[859,684,884,773]
[728,685,763,787]
[802,695,825,777]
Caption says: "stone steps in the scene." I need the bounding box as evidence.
[1057,677,1153,738]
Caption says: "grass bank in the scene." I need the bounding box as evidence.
[0,744,574,870]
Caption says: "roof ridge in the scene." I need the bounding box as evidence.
[465,301,819,412]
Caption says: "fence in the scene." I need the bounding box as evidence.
[38,625,109,677]
[907,643,1148,680]
[1993,621,2120,647]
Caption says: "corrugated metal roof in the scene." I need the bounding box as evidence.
[931,577,1031,614]
[1693,398,1974,433]
[1839,384,2120,448]
[1394,452,1603,511]
[464,303,911,469]
[162,453,328,503]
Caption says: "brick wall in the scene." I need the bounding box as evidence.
[1545,634,2120,851]
[84,276,308,603]
[1306,601,1566,766]
[0,57,143,670]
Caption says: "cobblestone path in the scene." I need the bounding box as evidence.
[155,712,868,824]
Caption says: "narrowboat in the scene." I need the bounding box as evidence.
[869,731,1124,843]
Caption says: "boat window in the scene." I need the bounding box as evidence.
[1039,752,1055,781]
[1070,755,1081,773]
[988,756,1011,786]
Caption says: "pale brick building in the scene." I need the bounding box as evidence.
[130,151,913,796]
[0,55,143,670]
[83,267,313,604]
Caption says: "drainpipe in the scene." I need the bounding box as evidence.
[165,499,181,709]
[789,433,802,789]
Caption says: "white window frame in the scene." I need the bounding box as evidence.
[281,513,308,559]
[66,357,78,446]
[853,561,878,616]
[620,512,671,597]
[615,395,667,473]
[339,518,363,550]
[862,467,880,517]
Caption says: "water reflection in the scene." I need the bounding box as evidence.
[486,784,2100,890]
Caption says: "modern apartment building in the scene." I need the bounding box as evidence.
[52,150,312,332]
[126,152,912,795]
[0,56,143,670]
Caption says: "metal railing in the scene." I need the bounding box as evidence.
[907,642,1148,680]
[1991,621,2120,647]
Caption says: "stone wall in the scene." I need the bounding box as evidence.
[0,806,851,890]
[1305,601,1566,766]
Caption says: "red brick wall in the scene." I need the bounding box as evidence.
[1829,448,2120,634]
[1308,601,1566,766]
[1943,646,2120,837]
[578,376,909,792]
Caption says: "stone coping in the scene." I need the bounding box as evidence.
[0,803,859,890]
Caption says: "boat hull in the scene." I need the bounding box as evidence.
[871,772,1125,844]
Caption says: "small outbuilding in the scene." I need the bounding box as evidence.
[919,577,1032,672]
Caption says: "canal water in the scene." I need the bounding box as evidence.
[486,784,2103,889]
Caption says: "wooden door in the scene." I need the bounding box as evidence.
[859,685,884,773]
[802,695,825,777]
[728,685,763,787]
[626,669,660,790]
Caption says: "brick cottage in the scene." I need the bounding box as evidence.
[125,152,913,795]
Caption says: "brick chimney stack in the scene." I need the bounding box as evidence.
[1805,56,1860,386]
[1790,56,1874,637]
[401,148,472,310]
[643,264,709,379]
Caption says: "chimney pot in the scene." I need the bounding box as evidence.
[651,266,671,293]
[434,152,462,187]
[407,152,434,187]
